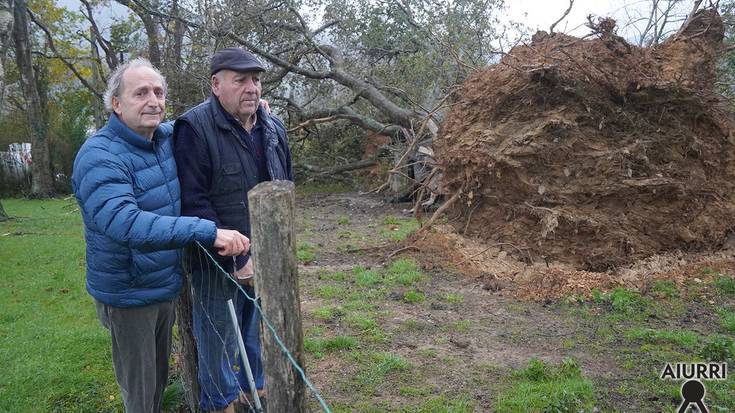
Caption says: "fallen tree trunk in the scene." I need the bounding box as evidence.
[299,158,379,177]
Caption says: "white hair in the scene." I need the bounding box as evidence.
[103,58,168,112]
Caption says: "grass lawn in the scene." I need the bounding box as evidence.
[0,198,123,413]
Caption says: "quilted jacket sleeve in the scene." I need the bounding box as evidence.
[73,146,217,250]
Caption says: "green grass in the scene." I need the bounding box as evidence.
[496,358,595,413]
[609,288,645,314]
[161,380,185,412]
[699,335,735,362]
[380,216,420,241]
[624,327,700,350]
[447,320,471,333]
[342,297,376,312]
[713,275,735,295]
[346,313,379,331]
[311,305,343,321]
[593,287,649,318]
[304,335,358,358]
[445,293,464,304]
[720,308,735,333]
[707,380,735,411]
[353,266,382,287]
[296,241,317,264]
[0,198,123,412]
[354,352,411,388]
[313,284,346,299]
[403,290,425,303]
[652,280,678,298]
[387,258,423,286]
[319,270,348,282]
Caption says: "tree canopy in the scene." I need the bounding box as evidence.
[1,0,734,197]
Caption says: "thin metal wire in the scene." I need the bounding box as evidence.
[192,249,237,408]
[195,241,332,413]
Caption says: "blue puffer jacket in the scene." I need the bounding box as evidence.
[72,114,217,307]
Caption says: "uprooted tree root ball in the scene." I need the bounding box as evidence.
[434,9,735,272]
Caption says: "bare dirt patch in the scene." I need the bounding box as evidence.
[295,191,734,411]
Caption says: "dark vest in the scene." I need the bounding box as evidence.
[175,97,292,237]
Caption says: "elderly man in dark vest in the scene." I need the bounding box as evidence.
[174,48,293,413]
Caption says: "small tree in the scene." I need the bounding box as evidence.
[13,0,54,198]
[0,200,7,221]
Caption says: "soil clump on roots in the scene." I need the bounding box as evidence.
[434,9,735,273]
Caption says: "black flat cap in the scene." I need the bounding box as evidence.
[210,47,266,75]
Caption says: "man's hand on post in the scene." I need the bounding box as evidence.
[213,229,250,256]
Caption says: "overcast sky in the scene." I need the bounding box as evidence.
[504,0,696,41]
[57,0,700,46]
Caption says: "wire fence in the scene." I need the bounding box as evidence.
[178,240,331,413]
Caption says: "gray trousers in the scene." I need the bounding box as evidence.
[96,300,176,413]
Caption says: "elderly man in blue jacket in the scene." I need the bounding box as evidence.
[72,57,251,413]
[174,48,293,413]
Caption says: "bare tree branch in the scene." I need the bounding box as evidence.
[79,0,118,69]
[27,9,102,99]
[297,158,379,177]
[674,0,705,39]
[126,0,331,78]
[113,0,160,66]
[550,0,574,34]
[639,0,661,46]
[284,96,403,135]
[123,0,424,129]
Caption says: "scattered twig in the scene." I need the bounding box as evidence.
[417,189,462,235]
[2,231,40,236]
[411,187,426,224]
[386,245,420,258]
[463,199,481,236]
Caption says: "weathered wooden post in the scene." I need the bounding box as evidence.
[248,180,306,412]
[175,271,200,413]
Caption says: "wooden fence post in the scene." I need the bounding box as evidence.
[175,270,200,413]
[248,181,306,412]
